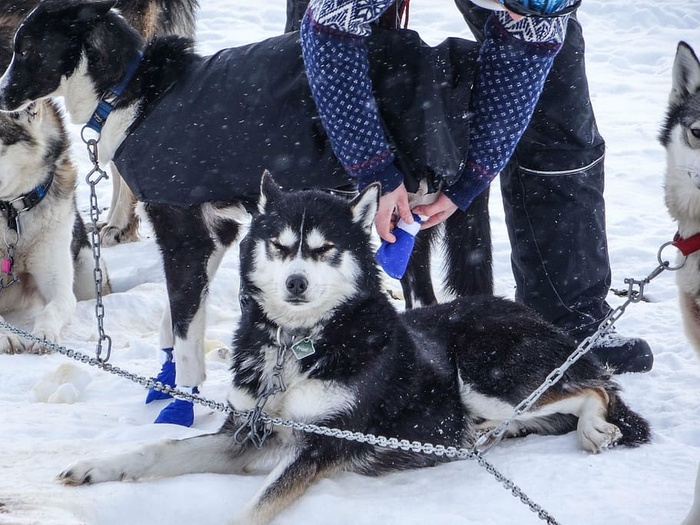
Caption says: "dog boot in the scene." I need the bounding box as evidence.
[145,348,175,403]
[376,214,421,279]
[154,387,198,427]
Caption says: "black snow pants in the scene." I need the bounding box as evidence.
[287,0,611,339]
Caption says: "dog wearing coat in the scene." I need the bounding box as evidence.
[0,11,110,354]
[58,172,650,525]
[660,41,700,360]
[0,0,491,425]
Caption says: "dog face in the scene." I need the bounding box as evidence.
[661,41,700,221]
[241,172,379,331]
[0,0,116,111]
[0,101,64,199]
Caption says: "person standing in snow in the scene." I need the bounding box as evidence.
[287,0,653,373]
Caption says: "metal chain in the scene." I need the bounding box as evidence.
[473,247,679,454]
[233,339,287,448]
[0,318,559,524]
[82,134,112,363]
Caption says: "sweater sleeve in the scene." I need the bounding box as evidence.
[443,12,568,210]
[300,0,404,194]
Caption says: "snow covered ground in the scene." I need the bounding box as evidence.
[1,1,699,524]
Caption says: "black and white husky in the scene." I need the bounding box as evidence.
[660,41,700,359]
[58,172,650,525]
[0,0,490,424]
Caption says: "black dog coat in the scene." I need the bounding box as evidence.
[113,28,478,207]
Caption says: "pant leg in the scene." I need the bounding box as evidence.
[455,0,611,338]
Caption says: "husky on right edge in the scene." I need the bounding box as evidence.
[661,41,700,359]
[59,173,650,525]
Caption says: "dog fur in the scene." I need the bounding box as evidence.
[0,7,111,353]
[0,96,110,354]
[0,0,199,249]
[0,0,491,418]
[57,172,650,525]
[660,41,700,359]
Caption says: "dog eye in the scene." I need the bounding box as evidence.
[691,127,700,140]
[311,243,335,257]
[269,240,292,256]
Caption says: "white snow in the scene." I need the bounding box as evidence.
[1,1,699,524]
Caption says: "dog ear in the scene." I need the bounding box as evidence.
[671,41,700,105]
[258,170,282,214]
[350,183,380,234]
[74,0,118,23]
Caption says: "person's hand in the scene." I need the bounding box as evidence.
[412,193,458,230]
[376,183,413,243]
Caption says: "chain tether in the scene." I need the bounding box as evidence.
[12,243,680,523]
[474,246,678,453]
[81,132,112,363]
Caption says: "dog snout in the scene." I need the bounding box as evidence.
[285,274,308,298]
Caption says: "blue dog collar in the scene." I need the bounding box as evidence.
[85,51,143,135]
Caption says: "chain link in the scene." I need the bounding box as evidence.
[82,134,112,363]
[474,256,676,454]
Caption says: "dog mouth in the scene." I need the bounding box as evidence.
[285,297,309,306]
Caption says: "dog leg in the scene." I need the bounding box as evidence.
[233,447,341,525]
[59,433,250,485]
[574,388,623,453]
[99,163,140,246]
[680,292,700,359]
[26,248,77,353]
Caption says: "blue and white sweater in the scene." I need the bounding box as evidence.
[301,0,571,210]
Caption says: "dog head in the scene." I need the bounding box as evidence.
[0,0,140,113]
[661,41,700,222]
[240,171,380,331]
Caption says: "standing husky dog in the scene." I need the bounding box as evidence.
[0,0,491,425]
[660,41,700,359]
[58,173,650,525]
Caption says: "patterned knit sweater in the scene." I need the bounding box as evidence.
[301,0,570,210]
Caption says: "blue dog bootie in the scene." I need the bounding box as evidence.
[154,387,199,427]
[375,214,422,279]
[145,348,176,404]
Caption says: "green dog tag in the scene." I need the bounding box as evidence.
[291,338,316,360]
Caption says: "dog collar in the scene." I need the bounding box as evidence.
[0,173,54,235]
[672,232,700,256]
[276,327,316,360]
[85,51,143,135]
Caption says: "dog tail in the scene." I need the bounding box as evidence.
[607,391,651,447]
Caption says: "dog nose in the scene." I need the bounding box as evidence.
[286,274,308,297]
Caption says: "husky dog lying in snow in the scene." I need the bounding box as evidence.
[58,173,650,525]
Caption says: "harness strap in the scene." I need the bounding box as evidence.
[673,231,700,256]
[85,51,143,134]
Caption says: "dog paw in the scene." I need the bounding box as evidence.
[99,225,139,247]
[25,329,60,354]
[579,421,623,453]
[58,460,124,485]
[0,333,29,354]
